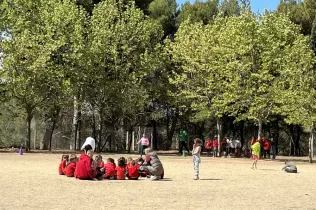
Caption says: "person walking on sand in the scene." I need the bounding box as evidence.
[138,134,149,156]
[179,129,190,155]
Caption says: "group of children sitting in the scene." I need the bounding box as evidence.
[58,144,164,180]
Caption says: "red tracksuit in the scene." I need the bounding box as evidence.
[116,166,126,180]
[75,154,96,180]
[127,165,139,179]
[205,140,212,149]
[65,162,76,177]
[58,160,67,175]
[104,162,116,178]
[97,160,104,168]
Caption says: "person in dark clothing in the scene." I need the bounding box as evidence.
[282,161,297,173]
[270,137,276,159]
[179,129,190,154]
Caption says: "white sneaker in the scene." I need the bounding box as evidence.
[194,176,199,180]
[150,175,159,181]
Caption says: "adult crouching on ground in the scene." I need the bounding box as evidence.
[140,148,164,181]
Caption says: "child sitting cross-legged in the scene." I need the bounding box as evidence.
[126,157,133,168]
[104,158,116,180]
[127,160,140,180]
[58,154,69,175]
[116,157,127,180]
[65,154,78,177]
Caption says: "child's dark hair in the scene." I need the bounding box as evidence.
[137,157,144,163]
[131,160,136,166]
[61,154,69,161]
[95,154,102,161]
[69,154,77,161]
[194,138,202,144]
[107,158,114,163]
[118,157,126,167]
[83,144,93,154]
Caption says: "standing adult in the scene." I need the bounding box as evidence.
[179,129,190,155]
[270,137,276,159]
[138,134,149,156]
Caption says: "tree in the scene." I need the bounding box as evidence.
[0,0,85,150]
[148,0,177,36]
[84,0,163,150]
[177,0,219,26]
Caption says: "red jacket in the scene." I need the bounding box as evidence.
[221,140,227,148]
[65,162,76,177]
[97,160,104,168]
[116,166,126,180]
[104,162,116,177]
[75,154,96,180]
[59,160,67,175]
[213,139,218,148]
[127,165,139,179]
[264,141,271,151]
[205,140,212,149]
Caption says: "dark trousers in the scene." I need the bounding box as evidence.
[271,146,276,159]
[263,150,270,159]
[179,141,190,154]
[139,145,148,155]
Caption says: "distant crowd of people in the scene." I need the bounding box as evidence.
[178,129,277,160]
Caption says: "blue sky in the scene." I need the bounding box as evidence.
[176,0,280,13]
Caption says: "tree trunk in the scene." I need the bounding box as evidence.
[275,117,279,155]
[240,121,244,147]
[295,125,300,156]
[309,123,314,163]
[26,112,33,152]
[77,110,82,150]
[166,109,178,150]
[151,120,158,150]
[48,120,56,151]
[257,120,262,141]
[289,124,295,156]
[41,120,51,150]
[71,96,78,150]
[217,117,222,156]
[33,116,37,149]
[92,109,97,141]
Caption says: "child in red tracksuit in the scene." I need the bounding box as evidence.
[137,157,148,177]
[205,138,212,156]
[116,157,126,180]
[65,154,78,177]
[75,145,97,180]
[213,137,218,157]
[58,155,69,175]
[127,160,140,180]
[104,158,116,180]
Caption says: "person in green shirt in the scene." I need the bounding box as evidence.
[179,129,190,155]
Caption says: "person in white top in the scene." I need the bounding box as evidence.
[138,134,149,156]
[192,138,202,180]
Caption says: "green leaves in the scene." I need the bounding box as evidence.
[167,12,315,126]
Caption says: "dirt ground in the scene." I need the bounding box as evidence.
[0,153,316,210]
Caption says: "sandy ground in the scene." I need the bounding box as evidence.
[0,153,316,210]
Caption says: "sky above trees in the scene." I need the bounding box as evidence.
[177,0,279,13]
